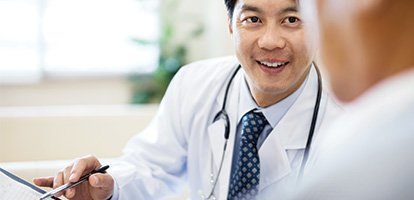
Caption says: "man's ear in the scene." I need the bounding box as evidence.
[227,14,233,37]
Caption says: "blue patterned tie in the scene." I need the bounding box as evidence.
[228,111,268,200]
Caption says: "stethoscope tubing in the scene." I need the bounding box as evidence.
[204,65,241,199]
[204,62,322,199]
[298,63,322,181]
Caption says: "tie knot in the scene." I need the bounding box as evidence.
[241,111,268,144]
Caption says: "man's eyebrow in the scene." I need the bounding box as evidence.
[278,6,298,15]
[240,4,265,14]
[239,4,298,15]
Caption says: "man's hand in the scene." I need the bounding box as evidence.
[33,155,114,200]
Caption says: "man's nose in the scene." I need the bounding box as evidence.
[257,25,286,50]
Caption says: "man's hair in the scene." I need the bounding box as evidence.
[224,0,299,22]
[224,0,237,21]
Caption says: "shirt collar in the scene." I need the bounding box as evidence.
[238,70,310,128]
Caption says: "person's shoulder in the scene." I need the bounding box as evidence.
[171,55,240,87]
[179,55,239,74]
[169,56,239,97]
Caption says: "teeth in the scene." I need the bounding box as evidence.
[260,61,288,67]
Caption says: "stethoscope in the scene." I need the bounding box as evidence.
[200,62,322,199]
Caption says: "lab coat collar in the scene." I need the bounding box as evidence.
[259,66,321,190]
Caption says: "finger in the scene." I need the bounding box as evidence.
[89,173,115,200]
[64,187,76,199]
[65,155,102,199]
[62,165,74,198]
[52,170,65,197]
[89,173,113,188]
[69,155,101,182]
[33,176,54,188]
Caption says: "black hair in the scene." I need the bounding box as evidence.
[224,0,299,23]
[224,0,237,21]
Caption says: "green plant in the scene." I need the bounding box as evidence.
[129,0,204,104]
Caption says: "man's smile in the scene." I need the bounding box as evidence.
[257,60,289,68]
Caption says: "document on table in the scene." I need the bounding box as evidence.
[0,167,60,200]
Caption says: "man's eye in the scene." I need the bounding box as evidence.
[247,16,260,23]
[284,17,299,24]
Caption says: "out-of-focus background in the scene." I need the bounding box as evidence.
[0,0,233,198]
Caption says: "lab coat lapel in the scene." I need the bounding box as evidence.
[207,70,243,199]
[259,67,320,190]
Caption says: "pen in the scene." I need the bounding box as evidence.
[39,165,110,200]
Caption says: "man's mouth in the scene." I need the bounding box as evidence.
[258,61,289,68]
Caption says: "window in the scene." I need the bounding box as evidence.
[0,0,160,84]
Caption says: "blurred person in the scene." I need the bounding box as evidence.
[288,0,414,199]
[33,0,342,199]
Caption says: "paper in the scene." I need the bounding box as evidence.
[0,167,59,200]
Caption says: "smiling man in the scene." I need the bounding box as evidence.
[34,0,341,199]
[230,0,314,107]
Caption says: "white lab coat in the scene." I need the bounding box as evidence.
[109,56,342,199]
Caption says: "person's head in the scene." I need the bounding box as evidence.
[313,0,414,102]
[226,0,316,107]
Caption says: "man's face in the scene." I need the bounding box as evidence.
[229,0,315,107]
[313,0,408,102]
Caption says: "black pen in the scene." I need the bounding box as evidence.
[39,165,110,200]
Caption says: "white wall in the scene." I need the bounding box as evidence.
[0,77,133,107]
[0,0,235,108]
[0,104,158,162]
